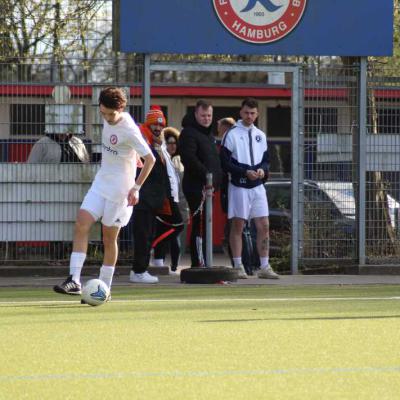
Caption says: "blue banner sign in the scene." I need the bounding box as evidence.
[119,0,393,56]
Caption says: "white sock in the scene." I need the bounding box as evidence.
[99,265,115,289]
[260,257,269,269]
[152,258,164,267]
[232,257,242,268]
[69,252,86,284]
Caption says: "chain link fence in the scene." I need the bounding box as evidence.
[365,65,400,264]
[300,65,359,266]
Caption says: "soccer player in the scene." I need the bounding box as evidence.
[53,87,155,296]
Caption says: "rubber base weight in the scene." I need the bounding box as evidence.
[180,267,238,284]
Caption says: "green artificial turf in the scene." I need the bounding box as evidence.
[1,285,400,399]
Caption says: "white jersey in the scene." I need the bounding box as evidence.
[91,112,151,203]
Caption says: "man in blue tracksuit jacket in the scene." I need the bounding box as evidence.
[220,97,279,279]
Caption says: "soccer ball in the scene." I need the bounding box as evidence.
[81,279,110,306]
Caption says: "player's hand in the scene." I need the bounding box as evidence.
[246,170,259,181]
[256,169,265,179]
[127,188,139,206]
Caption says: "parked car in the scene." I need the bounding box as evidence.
[265,180,356,256]
[316,181,400,229]
[265,179,400,257]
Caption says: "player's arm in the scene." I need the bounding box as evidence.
[220,132,248,177]
[256,150,269,180]
[127,152,155,206]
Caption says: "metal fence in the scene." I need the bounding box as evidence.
[301,65,359,265]
[1,1,400,270]
[365,65,400,264]
[0,0,144,264]
[300,63,400,268]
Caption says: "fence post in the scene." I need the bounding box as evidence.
[358,57,368,266]
[142,54,151,117]
[205,173,213,268]
[291,66,302,274]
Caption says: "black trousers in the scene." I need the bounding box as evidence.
[153,201,183,270]
[184,190,207,268]
[131,208,155,274]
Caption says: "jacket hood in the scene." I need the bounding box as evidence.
[236,120,254,131]
[181,112,212,136]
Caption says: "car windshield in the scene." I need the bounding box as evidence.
[316,182,356,218]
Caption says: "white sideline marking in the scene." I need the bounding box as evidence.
[1,365,400,382]
[0,296,400,306]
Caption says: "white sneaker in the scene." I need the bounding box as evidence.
[234,264,248,279]
[129,270,159,284]
[258,266,279,279]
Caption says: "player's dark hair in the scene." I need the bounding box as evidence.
[99,87,127,110]
[241,97,258,109]
[195,99,212,111]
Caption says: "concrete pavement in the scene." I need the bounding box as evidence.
[1,253,400,288]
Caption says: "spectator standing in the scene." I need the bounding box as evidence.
[152,127,189,273]
[27,132,89,163]
[130,109,183,283]
[53,87,155,296]
[179,100,222,267]
[220,97,279,279]
[217,117,236,140]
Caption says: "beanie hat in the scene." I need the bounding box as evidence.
[145,107,166,127]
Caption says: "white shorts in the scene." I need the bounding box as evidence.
[228,183,269,220]
[80,189,133,227]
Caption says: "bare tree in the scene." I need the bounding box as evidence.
[0,0,113,83]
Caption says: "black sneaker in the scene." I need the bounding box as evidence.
[53,275,81,295]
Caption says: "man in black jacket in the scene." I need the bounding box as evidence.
[179,100,222,267]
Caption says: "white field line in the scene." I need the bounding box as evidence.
[1,365,400,382]
[1,296,400,307]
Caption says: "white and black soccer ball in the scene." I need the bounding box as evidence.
[81,279,110,306]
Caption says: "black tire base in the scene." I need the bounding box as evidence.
[180,267,238,284]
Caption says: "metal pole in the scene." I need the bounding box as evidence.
[205,173,213,268]
[358,57,368,266]
[290,66,302,274]
[142,54,151,118]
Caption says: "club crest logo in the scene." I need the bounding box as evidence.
[110,134,118,145]
[213,0,307,44]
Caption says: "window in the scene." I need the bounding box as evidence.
[268,141,291,174]
[10,104,45,136]
[11,104,86,136]
[267,106,291,138]
[374,108,400,134]
[305,107,338,137]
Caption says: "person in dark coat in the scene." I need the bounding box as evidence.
[178,99,222,267]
